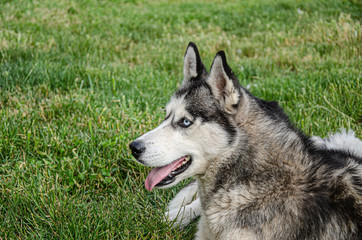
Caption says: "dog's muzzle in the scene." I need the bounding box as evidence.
[129,140,145,159]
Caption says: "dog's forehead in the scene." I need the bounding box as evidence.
[167,83,216,119]
[166,95,187,115]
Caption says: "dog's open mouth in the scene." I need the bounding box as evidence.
[145,156,192,191]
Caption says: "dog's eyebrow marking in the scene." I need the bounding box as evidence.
[165,112,172,121]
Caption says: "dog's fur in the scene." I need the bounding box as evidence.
[130,42,362,239]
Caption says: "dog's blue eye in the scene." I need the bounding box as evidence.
[179,118,192,128]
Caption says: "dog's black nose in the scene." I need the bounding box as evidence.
[129,141,145,159]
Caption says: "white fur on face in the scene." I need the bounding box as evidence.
[133,95,231,187]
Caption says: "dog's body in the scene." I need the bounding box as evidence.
[130,43,362,239]
[167,129,362,234]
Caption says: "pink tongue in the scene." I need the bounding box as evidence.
[145,156,187,191]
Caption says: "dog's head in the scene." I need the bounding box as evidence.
[129,42,242,191]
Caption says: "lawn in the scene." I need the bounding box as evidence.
[0,0,361,239]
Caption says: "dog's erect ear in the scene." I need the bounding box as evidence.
[182,42,207,85]
[207,51,241,114]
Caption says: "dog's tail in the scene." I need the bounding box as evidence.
[165,180,201,228]
[312,129,362,158]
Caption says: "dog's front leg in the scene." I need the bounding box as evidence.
[165,180,201,228]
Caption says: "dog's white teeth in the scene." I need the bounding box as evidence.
[181,156,191,166]
[173,156,191,172]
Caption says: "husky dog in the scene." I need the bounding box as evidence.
[129,42,362,239]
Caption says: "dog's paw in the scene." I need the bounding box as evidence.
[165,180,201,228]
[167,181,198,209]
[165,198,201,228]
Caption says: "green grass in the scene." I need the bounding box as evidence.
[0,0,361,239]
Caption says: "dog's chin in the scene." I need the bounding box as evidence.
[155,177,186,189]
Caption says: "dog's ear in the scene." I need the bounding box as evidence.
[207,51,240,114]
[182,42,207,85]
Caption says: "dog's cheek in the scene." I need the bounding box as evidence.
[197,124,230,156]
